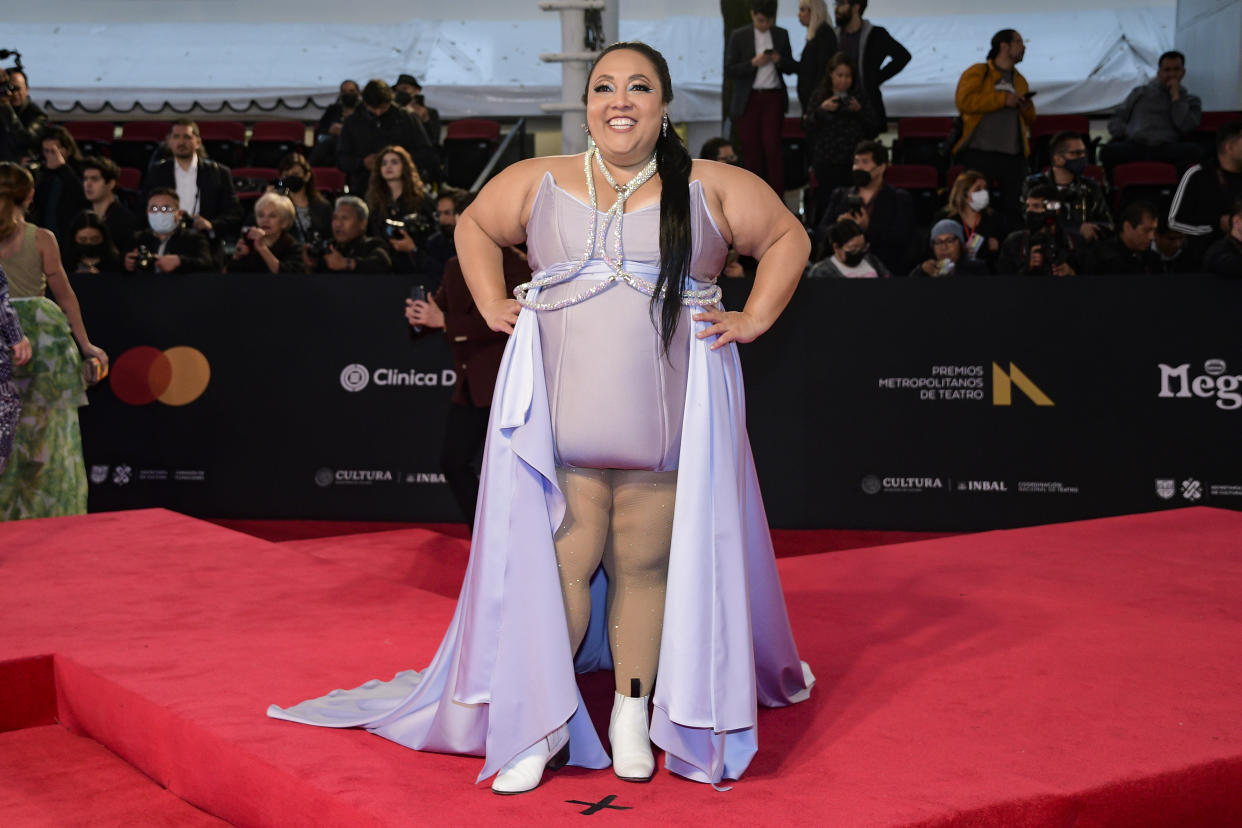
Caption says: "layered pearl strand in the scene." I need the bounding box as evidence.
[513,141,722,311]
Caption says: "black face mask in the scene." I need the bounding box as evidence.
[340,92,359,108]
[281,174,305,193]
[842,248,866,267]
[393,90,413,107]
[1025,210,1048,232]
[850,168,872,188]
[1063,157,1088,176]
[76,242,104,258]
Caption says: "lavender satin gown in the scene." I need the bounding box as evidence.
[268,170,814,786]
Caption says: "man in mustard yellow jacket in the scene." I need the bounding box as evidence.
[952,30,1036,231]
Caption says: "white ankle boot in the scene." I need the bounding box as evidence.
[609,692,655,782]
[491,724,570,795]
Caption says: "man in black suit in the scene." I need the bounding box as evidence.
[725,0,798,195]
[142,119,242,260]
[123,188,215,274]
[337,79,439,195]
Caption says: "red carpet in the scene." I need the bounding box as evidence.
[3,508,1241,826]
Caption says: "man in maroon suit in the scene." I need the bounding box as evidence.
[405,244,531,528]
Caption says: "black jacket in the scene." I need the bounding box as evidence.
[724,25,798,121]
[227,233,306,274]
[0,100,47,163]
[307,234,392,274]
[1021,170,1114,236]
[102,200,140,253]
[32,162,89,243]
[1086,237,1159,275]
[128,227,215,273]
[834,21,910,134]
[337,105,438,195]
[815,184,915,275]
[796,24,838,111]
[997,227,1084,276]
[1203,235,1242,277]
[142,157,243,240]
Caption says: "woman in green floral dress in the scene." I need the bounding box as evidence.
[0,163,108,519]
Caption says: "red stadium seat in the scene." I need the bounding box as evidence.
[64,121,116,157]
[311,167,346,195]
[113,121,172,169]
[897,117,955,140]
[118,121,173,143]
[117,166,142,191]
[443,120,502,189]
[1029,114,1090,139]
[1082,164,1105,186]
[444,119,501,143]
[884,164,939,191]
[1111,161,1178,213]
[1198,111,1242,133]
[946,165,965,190]
[198,121,246,167]
[893,117,955,179]
[247,121,309,167]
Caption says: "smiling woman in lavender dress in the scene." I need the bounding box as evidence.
[269,42,814,796]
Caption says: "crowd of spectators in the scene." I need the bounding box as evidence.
[2,8,1241,284]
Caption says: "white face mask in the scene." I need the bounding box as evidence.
[968,189,990,211]
[149,211,178,234]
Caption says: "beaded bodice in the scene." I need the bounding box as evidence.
[521,163,730,310]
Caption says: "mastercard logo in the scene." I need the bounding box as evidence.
[110,346,211,406]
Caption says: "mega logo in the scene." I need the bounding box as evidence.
[110,346,210,406]
[1158,360,1240,410]
[992,362,1053,406]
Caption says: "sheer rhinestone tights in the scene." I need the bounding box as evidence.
[554,466,676,697]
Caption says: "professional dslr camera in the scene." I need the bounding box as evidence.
[134,245,157,273]
[1027,199,1069,275]
[305,231,331,258]
[384,212,436,246]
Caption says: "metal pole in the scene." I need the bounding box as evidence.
[539,1,606,155]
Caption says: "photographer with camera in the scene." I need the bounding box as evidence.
[228,193,305,274]
[365,145,437,282]
[804,52,880,227]
[124,188,214,274]
[304,196,391,274]
[996,183,1082,277]
[1021,131,1114,244]
[0,63,47,164]
[142,119,242,266]
[812,139,914,275]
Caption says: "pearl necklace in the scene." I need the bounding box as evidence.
[514,142,723,311]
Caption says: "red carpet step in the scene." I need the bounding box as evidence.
[2,508,1241,826]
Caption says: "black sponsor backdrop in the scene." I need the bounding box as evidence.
[74,273,1242,529]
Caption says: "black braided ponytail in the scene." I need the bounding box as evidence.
[584,42,692,356]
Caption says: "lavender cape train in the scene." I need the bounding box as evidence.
[268,274,813,786]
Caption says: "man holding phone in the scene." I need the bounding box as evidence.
[725,0,799,195]
[951,29,1037,231]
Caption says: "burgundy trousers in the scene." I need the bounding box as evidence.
[737,88,785,195]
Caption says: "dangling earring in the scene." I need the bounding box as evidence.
[661,114,669,138]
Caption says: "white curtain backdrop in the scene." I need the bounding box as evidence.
[7,6,1175,119]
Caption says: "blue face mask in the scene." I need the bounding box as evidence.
[149,211,178,234]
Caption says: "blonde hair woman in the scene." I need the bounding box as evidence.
[795,0,838,110]
[229,192,305,273]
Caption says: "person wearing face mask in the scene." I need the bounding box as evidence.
[807,217,890,278]
[813,139,913,275]
[394,74,442,149]
[1021,132,1113,244]
[311,80,361,168]
[124,189,214,274]
[996,184,1082,276]
[337,79,437,196]
[63,211,121,274]
[1085,201,1159,275]
[937,169,1003,272]
[804,52,879,227]
[1151,215,1193,274]
[228,193,305,274]
[1202,197,1242,277]
[269,152,331,245]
